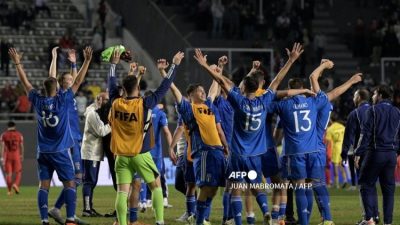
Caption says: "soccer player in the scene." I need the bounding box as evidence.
[165,56,229,225]
[108,49,184,225]
[309,59,362,225]
[81,92,111,217]
[326,114,347,189]
[193,45,311,225]
[0,121,24,195]
[9,46,89,225]
[355,85,400,225]
[47,46,91,225]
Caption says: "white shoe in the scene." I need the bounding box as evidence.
[146,199,152,208]
[204,220,211,225]
[48,208,65,225]
[187,214,196,225]
[347,186,357,191]
[175,212,189,222]
[139,202,147,213]
[223,219,235,225]
[163,198,173,208]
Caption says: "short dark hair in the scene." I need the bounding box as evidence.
[251,70,265,83]
[186,83,202,96]
[122,75,138,94]
[357,88,370,101]
[43,77,57,96]
[7,121,15,128]
[57,72,71,85]
[375,85,393,99]
[288,78,304,89]
[242,76,259,93]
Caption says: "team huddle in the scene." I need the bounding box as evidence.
[4,41,400,225]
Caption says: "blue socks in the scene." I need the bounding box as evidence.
[140,182,147,204]
[255,192,269,215]
[196,200,208,225]
[271,205,280,220]
[231,196,243,225]
[223,192,230,221]
[305,188,313,222]
[313,182,332,220]
[38,188,49,221]
[64,187,77,220]
[186,195,196,216]
[129,207,138,222]
[204,198,212,220]
[279,203,287,220]
[295,188,308,225]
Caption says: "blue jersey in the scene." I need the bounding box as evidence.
[271,92,329,155]
[227,88,276,156]
[29,89,75,153]
[149,105,168,158]
[317,101,333,151]
[58,89,82,141]
[214,96,234,146]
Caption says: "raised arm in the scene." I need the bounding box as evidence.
[276,89,316,99]
[246,60,261,77]
[67,49,78,80]
[9,48,33,94]
[144,51,184,108]
[208,69,221,102]
[327,73,362,101]
[108,49,121,102]
[269,43,304,91]
[309,59,334,93]
[72,46,93,94]
[194,49,233,93]
[49,46,59,78]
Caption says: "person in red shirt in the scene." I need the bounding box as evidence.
[1,121,24,195]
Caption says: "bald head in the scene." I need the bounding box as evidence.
[96,92,109,107]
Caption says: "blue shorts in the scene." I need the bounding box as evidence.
[261,147,281,178]
[184,156,195,184]
[71,140,82,174]
[281,152,324,180]
[37,150,75,182]
[193,150,226,187]
[227,153,263,184]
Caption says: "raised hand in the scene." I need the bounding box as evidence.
[350,73,363,84]
[52,46,59,58]
[83,46,93,62]
[8,48,23,64]
[321,59,334,69]
[172,51,185,65]
[218,55,228,68]
[128,62,138,75]
[67,49,77,63]
[138,66,146,75]
[111,48,121,65]
[193,48,207,66]
[210,64,222,74]
[285,42,304,62]
[157,59,170,71]
[252,60,261,70]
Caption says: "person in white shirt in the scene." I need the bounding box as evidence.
[81,92,111,217]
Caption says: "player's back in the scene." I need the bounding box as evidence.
[109,97,147,156]
[275,95,324,155]
[29,89,74,153]
[214,96,234,146]
[1,130,23,152]
[227,90,275,156]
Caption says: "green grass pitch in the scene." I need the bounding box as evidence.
[0,186,399,225]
